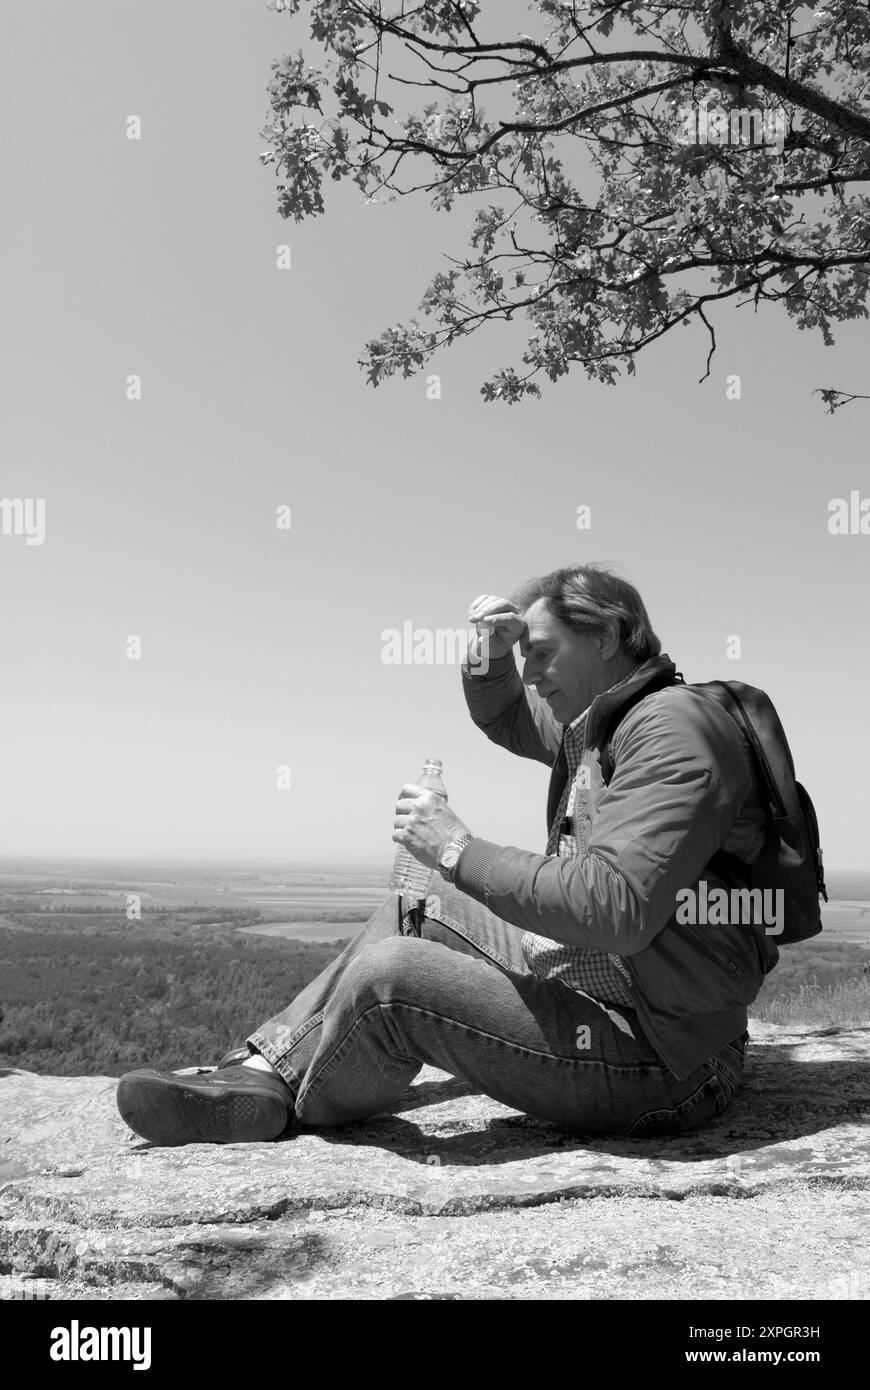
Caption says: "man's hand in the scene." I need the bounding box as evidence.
[392,785,472,871]
[467,594,528,662]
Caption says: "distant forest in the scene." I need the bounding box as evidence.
[0,911,867,1077]
[0,921,347,1076]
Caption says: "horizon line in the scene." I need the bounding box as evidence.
[0,854,866,875]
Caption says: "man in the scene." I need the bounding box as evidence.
[117,563,772,1147]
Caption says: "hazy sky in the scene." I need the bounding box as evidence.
[2,3,868,868]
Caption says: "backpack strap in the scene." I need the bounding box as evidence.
[701,683,779,890]
[598,668,684,784]
[703,681,785,818]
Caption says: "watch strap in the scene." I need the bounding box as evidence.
[439,831,474,882]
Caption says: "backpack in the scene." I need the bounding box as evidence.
[599,675,827,945]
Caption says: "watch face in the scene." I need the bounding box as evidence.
[441,834,471,876]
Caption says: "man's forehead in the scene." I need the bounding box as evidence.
[519,601,559,652]
[522,621,555,641]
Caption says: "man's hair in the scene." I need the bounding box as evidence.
[509,564,662,661]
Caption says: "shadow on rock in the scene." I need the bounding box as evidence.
[300,1044,870,1169]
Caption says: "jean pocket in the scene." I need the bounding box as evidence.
[709,1038,746,1095]
[624,1074,727,1138]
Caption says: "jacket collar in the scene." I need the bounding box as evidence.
[583,653,678,751]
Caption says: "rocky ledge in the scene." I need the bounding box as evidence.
[1,1022,868,1300]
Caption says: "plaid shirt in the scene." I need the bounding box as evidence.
[521,690,636,1011]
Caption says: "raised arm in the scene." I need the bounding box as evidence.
[461,594,562,767]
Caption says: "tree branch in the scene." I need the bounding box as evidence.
[715,25,870,144]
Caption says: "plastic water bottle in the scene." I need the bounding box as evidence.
[389,758,447,900]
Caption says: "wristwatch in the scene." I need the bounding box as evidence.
[438,831,474,883]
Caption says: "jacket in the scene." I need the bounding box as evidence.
[454,650,778,1079]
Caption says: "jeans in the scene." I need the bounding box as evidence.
[247,880,747,1136]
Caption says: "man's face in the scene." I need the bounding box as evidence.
[518,598,625,724]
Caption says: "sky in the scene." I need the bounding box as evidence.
[1,2,868,869]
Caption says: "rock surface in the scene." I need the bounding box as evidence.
[1,1022,869,1300]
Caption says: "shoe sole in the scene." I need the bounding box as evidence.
[117,1073,289,1146]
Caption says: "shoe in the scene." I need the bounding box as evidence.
[216,1045,253,1069]
[116,1065,292,1146]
